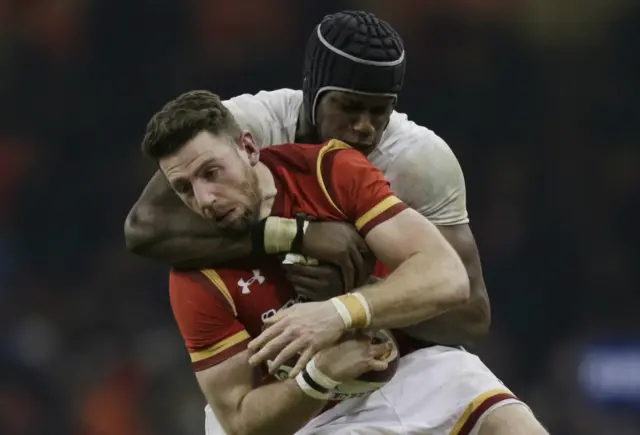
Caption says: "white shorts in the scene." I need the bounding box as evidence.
[205,346,528,435]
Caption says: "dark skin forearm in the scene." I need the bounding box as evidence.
[138,235,251,269]
[124,170,251,266]
[125,173,372,282]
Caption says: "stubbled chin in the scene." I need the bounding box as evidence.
[220,206,247,227]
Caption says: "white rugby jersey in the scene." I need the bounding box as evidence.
[223,89,468,226]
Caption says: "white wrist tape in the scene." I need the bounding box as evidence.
[264,217,298,253]
[352,292,372,327]
[306,358,341,390]
[264,218,310,254]
[281,252,319,266]
[331,297,353,328]
[295,371,331,400]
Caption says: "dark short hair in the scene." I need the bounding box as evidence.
[141,90,242,159]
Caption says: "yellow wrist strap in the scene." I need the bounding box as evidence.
[332,293,371,329]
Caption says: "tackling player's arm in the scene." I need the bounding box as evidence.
[396,140,490,345]
[124,172,367,282]
[124,171,251,267]
[326,142,470,329]
[170,270,326,435]
[124,170,369,284]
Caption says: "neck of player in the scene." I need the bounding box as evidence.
[255,162,278,219]
[294,105,320,144]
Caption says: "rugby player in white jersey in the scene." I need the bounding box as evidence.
[125,10,547,435]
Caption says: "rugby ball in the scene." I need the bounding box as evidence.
[270,329,399,401]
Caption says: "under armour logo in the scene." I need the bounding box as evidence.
[238,269,265,294]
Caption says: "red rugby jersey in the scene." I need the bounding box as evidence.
[169,140,408,372]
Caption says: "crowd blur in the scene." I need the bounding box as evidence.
[1,1,638,434]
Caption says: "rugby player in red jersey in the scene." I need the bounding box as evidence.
[140,90,545,434]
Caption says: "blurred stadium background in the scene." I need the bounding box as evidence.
[0,1,639,434]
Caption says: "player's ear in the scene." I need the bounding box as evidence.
[238,131,260,165]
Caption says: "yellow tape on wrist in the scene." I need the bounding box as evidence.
[263,217,298,254]
[333,293,371,329]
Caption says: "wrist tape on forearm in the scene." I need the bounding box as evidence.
[251,216,309,255]
[295,358,341,400]
[331,293,372,329]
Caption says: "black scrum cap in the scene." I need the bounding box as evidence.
[302,11,406,125]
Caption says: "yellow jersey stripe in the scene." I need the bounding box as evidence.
[201,269,237,316]
[189,330,250,362]
[449,388,514,435]
[355,196,402,230]
[316,139,350,218]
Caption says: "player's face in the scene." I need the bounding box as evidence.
[159,131,262,237]
[315,91,395,155]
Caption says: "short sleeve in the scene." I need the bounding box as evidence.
[169,270,250,371]
[320,140,408,236]
[386,134,469,226]
[223,89,299,148]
